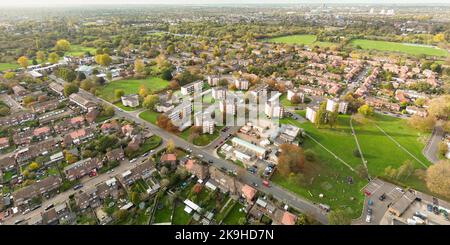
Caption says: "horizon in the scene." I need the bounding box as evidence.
[1,0,449,7]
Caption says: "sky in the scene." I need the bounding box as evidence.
[0,0,446,6]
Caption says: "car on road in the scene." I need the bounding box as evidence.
[14,219,25,225]
[150,150,155,154]
[73,184,83,190]
[197,154,204,158]
[365,214,372,223]
[220,167,227,171]
[262,180,270,187]
[130,158,137,163]
[208,160,213,164]
[142,152,149,157]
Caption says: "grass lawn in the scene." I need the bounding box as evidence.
[0,63,20,72]
[222,202,246,225]
[351,39,449,57]
[97,77,169,102]
[154,196,173,223]
[127,136,162,159]
[275,111,432,217]
[2,170,15,183]
[215,198,234,222]
[180,126,224,146]
[266,34,335,47]
[65,45,96,57]
[172,202,192,225]
[139,110,160,124]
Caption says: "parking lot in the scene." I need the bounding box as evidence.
[353,179,404,225]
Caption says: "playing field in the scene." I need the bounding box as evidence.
[65,45,97,57]
[351,39,449,57]
[266,34,335,47]
[97,77,169,102]
[0,63,20,72]
[274,111,432,217]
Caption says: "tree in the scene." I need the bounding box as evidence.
[328,104,339,128]
[156,54,168,69]
[161,68,173,81]
[63,83,79,97]
[138,85,148,98]
[358,104,374,117]
[95,54,112,66]
[143,94,159,110]
[277,144,306,176]
[36,51,45,63]
[17,56,29,69]
[80,80,94,91]
[328,209,351,225]
[48,52,60,64]
[438,142,448,157]
[408,115,435,132]
[426,160,450,199]
[427,95,450,120]
[114,89,125,99]
[55,39,71,52]
[134,59,145,73]
[396,160,414,180]
[167,139,175,153]
[315,101,328,127]
[23,96,37,106]
[28,162,40,171]
[384,166,398,180]
[4,72,16,79]
[65,151,78,164]
[291,95,302,104]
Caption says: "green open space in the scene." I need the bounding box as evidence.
[0,63,20,72]
[153,195,173,223]
[266,34,335,48]
[139,110,160,124]
[274,111,431,218]
[97,77,169,102]
[114,102,141,111]
[222,202,246,225]
[351,39,449,57]
[65,45,97,57]
[180,126,224,146]
[172,202,192,225]
[126,136,162,159]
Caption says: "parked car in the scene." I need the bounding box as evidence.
[365,214,372,223]
[379,193,386,201]
[252,182,258,187]
[368,199,374,206]
[367,208,373,215]
[262,180,270,187]
[73,184,83,190]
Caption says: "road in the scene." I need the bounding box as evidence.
[423,125,444,164]
[2,143,167,225]
[49,75,330,224]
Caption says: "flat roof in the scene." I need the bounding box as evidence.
[231,137,266,154]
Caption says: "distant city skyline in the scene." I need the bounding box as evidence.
[0,0,447,7]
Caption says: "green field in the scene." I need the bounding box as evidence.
[97,77,169,102]
[139,110,160,124]
[180,126,223,146]
[153,195,173,223]
[66,45,97,57]
[222,202,246,225]
[351,39,449,57]
[172,202,192,225]
[0,63,20,72]
[266,34,335,48]
[274,111,431,218]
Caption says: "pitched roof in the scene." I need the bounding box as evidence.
[281,211,297,225]
[241,184,257,201]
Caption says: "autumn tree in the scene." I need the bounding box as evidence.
[114,89,125,99]
[277,144,305,176]
[36,51,45,63]
[166,139,175,153]
[17,56,29,69]
[290,95,303,104]
[328,209,351,225]
[408,114,435,132]
[95,53,112,66]
[55,39,71,52]
[63,83,79,97]
[48,52,59,64]
[426,160,450,199]
[358,104,374,117]
[138,85,148,98]
[143,94,159,110]
[427,95,450,120]
[134,59,145,74]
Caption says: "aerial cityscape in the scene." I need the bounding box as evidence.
[0,0,449,227]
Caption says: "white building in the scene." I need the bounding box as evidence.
[212,87,227,100]
[207,75,220,86]
[121,94,139,108]
[326,99,348,114]
[306,107,317,123]
[166,101,193,131]
[181,80,204,95]
[234,79,249,90]
[194,110,215,134]
[249,85,267,104]
[264,92,284,118]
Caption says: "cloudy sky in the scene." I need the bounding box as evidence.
[0,0,444,6]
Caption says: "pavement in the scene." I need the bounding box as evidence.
[423,125,444,164]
